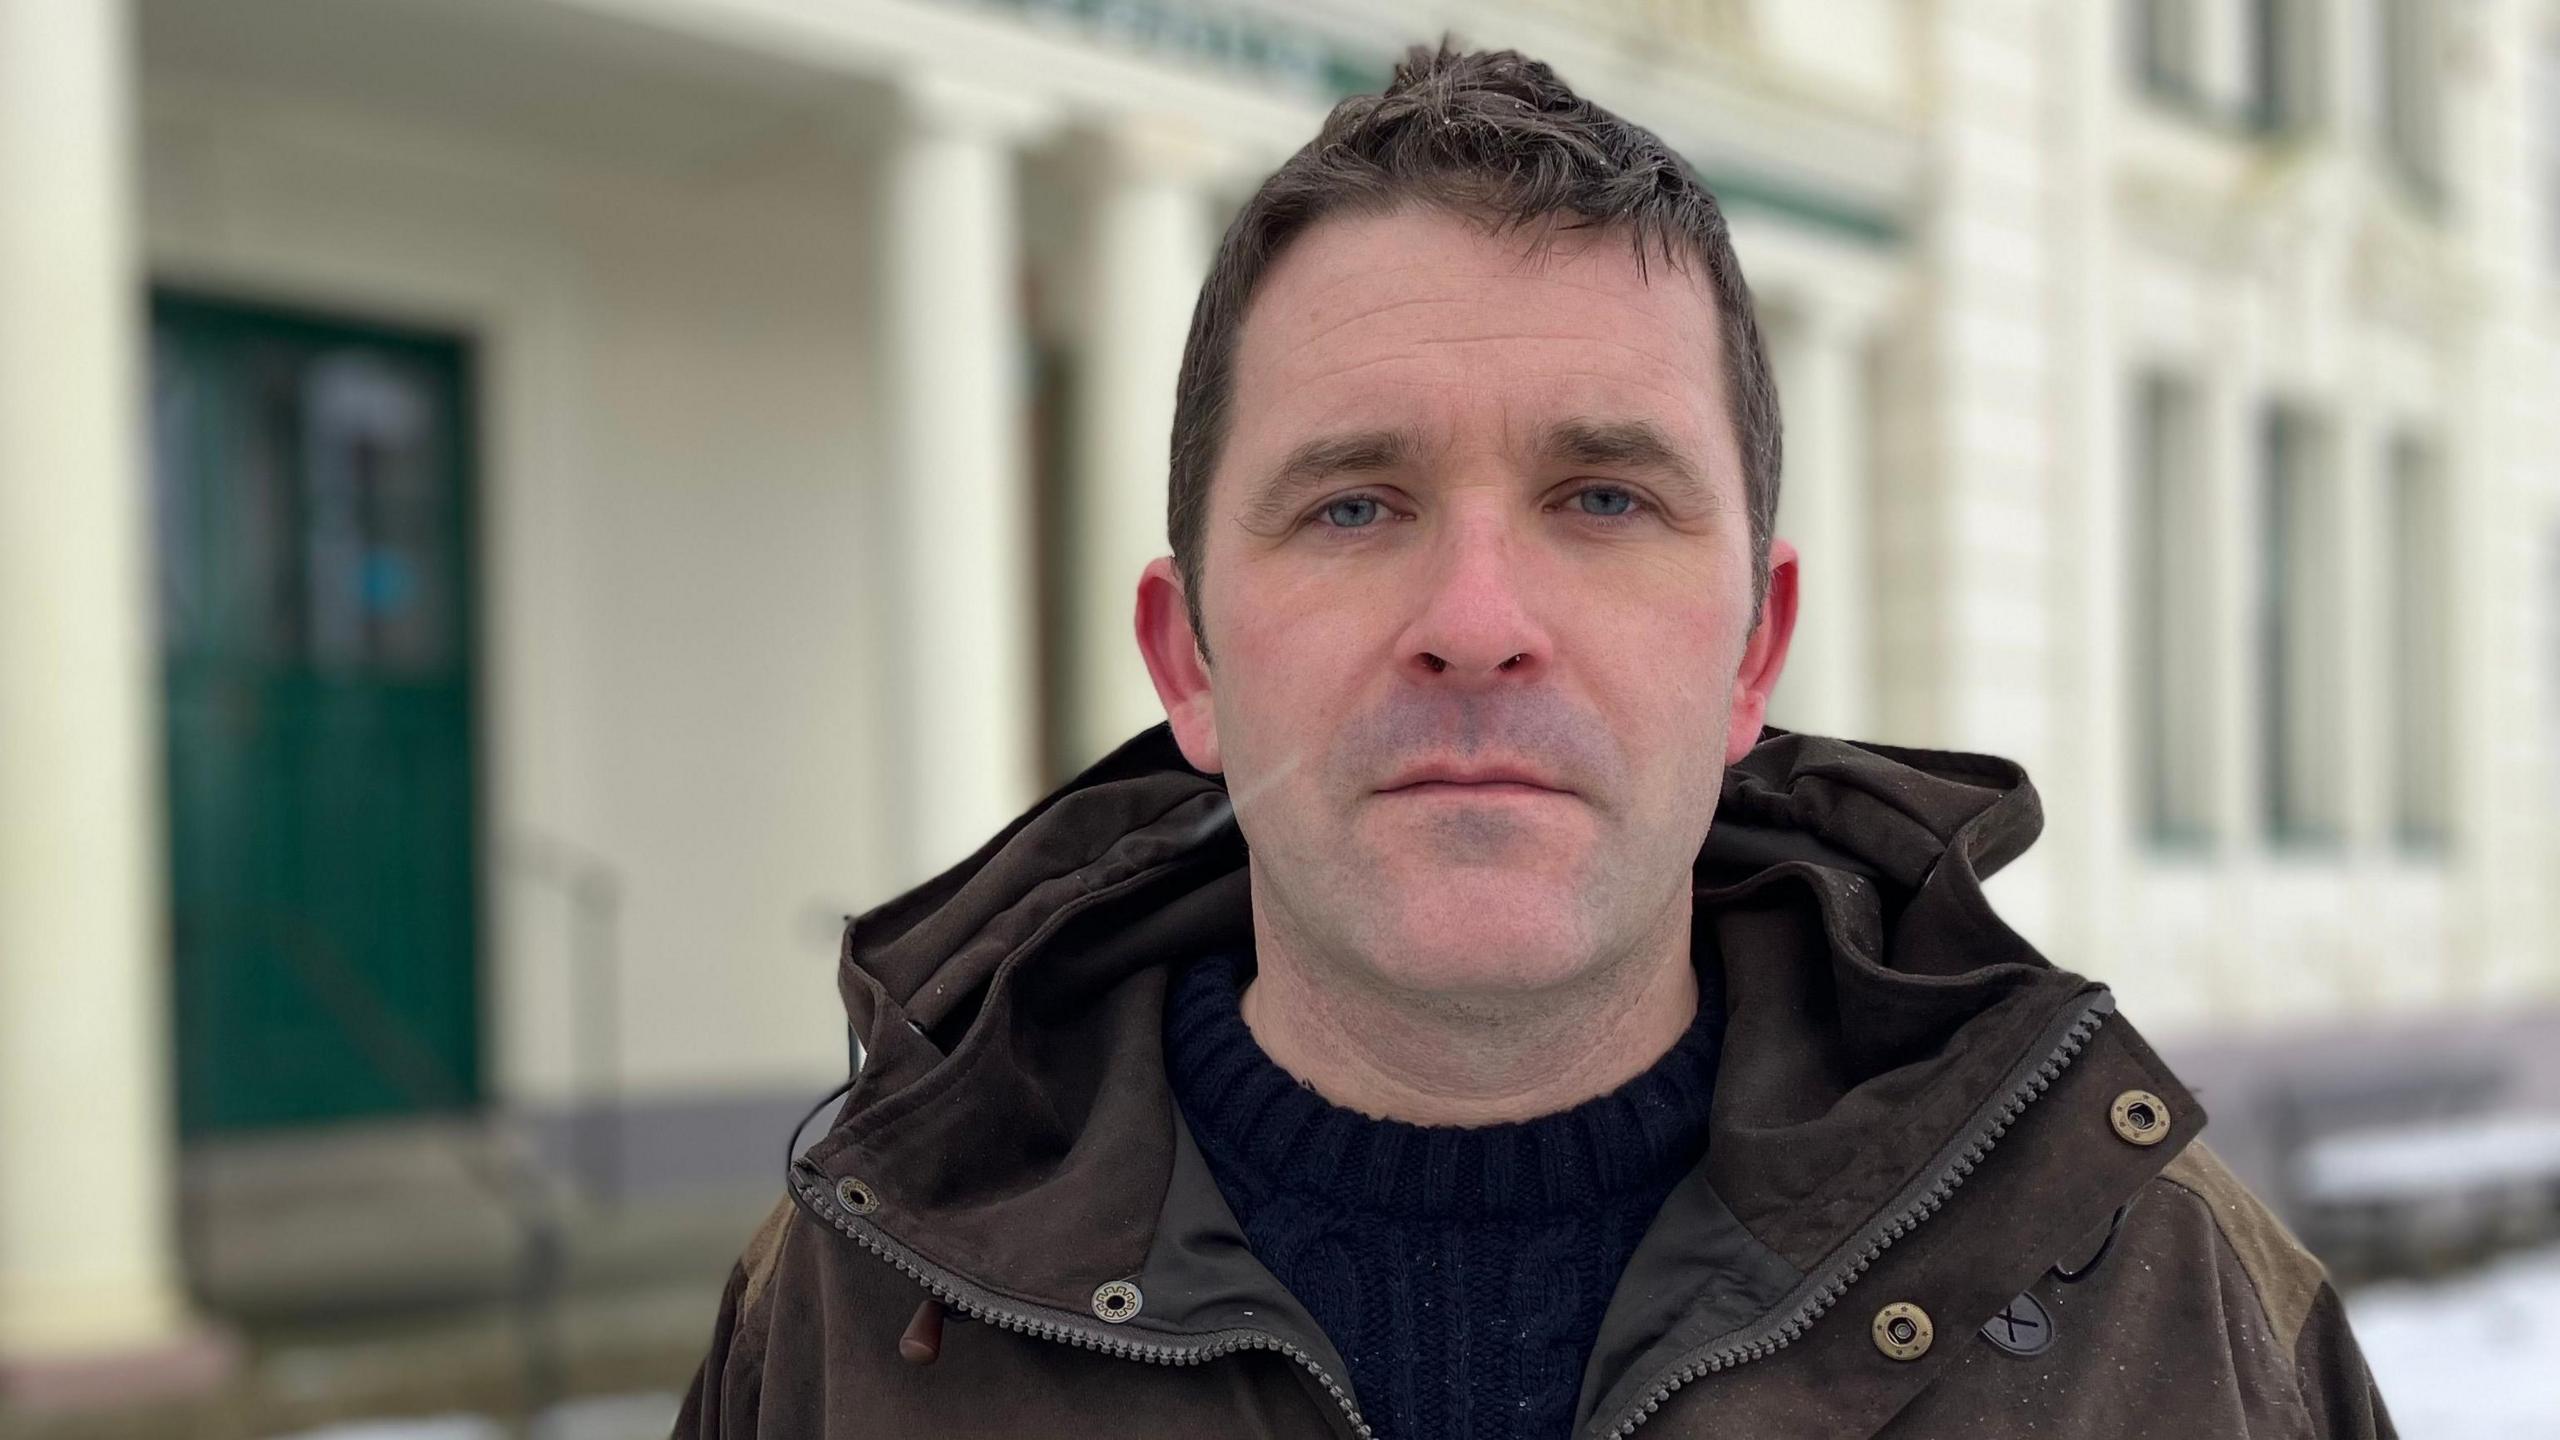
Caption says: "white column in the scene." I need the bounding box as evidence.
[1067,120,1220,769]
[1767,304,1872,739]
[0,0,209,1390]
[2050,0,2136,1018]
[1910,0,2063,945]
[2445,0,2554,1004]
[878,76,1053,884]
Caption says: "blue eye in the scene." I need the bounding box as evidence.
[1570,486,1653,523]
[1576,487,1638,518]
[1316,495,1386,529]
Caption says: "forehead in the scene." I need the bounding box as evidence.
[1220,206,1733,496]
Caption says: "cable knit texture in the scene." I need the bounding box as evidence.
[1162,950,1724,1440]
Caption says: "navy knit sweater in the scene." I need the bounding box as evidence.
[1162,951,1724,1440]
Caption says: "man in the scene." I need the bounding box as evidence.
[676,41,2392,1439]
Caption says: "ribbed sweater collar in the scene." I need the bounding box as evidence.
[1162,951,1724,1222]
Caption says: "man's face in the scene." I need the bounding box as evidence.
[1137,204,1796,1001]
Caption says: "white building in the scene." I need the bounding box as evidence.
[2,0,2554,1411]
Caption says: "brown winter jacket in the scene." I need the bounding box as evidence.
[674,723,2395,1438]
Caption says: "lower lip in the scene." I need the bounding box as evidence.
[1383,781,1568,799]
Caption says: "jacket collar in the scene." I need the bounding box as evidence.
[794,722,2199,1432]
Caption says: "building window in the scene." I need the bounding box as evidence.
[2385,434,2451,853]
[2130,0,2203,104]
[2259,403,2346,849]
[2378,0,2445,207]
[2248,0,2323,133]
[2131,372,2216,850]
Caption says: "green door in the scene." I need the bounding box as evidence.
[149,291,483,1137]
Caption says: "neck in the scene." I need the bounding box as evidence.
[1236,900,1700,1128]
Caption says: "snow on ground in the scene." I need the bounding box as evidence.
[2349,1243,2560,1439]
[2299,1114,2560,1203]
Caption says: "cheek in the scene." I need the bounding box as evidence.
[1212,582,1373,771]
[1600,612,1744,804]
[1589,575,1735,688]
[1227,570,1375,677]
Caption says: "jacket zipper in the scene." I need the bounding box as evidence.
[788,1160,1374,1438]
[800,846,1375,1439]
[1592,991,2116,1438]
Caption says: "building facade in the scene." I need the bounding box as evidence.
[2,0,2554,1404]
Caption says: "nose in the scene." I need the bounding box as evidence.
[1399,507,1551,685]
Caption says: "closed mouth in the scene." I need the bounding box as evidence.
[1384,780,1568,797]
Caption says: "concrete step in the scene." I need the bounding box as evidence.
[179,1117,776,1322]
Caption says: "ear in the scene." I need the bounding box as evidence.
[1724,537,1799,765]
[1136,556,1224,775]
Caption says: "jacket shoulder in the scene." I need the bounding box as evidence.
[2147,1144,2395,1436]
[675,1193,812,1439]
[737,1192,799,1314]
[2152,1141,2328,1356]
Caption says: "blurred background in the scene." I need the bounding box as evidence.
[3,0,2557,1435]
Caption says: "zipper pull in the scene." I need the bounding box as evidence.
[898,1298,947,1366]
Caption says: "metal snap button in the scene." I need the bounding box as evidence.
[2109,1089,2171,1147]
[1872,1301,1933,1361]
[835,1176,879,1215]
[1091,1279,1143,1324]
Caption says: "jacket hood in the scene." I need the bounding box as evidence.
[799,721,2187,1297]
[836,718,2044,1046]
[689,724,2386,1439]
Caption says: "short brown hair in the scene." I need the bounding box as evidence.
[1165,37,1782,664]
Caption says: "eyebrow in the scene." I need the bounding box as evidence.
[1235,429,1409,531]
[1537,417,1716,511]
[1235,416,1717,532]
